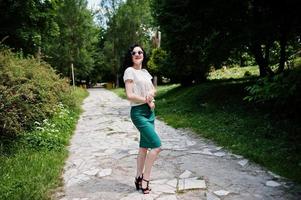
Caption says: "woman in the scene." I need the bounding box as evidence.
[123,44,161,194]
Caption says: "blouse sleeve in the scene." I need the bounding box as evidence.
[143,69,153,80]
[123,68,134,82]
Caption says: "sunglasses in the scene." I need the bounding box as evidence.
[131,51,143,56]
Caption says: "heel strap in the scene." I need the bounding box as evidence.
[142,179,150,183]
[141,179,151,194]
[135,175,143,180]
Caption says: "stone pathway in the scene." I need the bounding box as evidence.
[54,88,301,200]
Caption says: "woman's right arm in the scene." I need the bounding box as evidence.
[125,80,147,103]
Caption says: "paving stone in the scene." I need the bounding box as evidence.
[215,147,223,151]
[128,150,138,155]
[83,168,99,176]
[231,153,243,159]
[178,178,206,191]
[268,171,281,179]
[201,148,213,155]
[112,152,128,159]
[151,179,169,184]
[179,170,192,179]
[76,174,91,181]
[66,174,90,187]
[186,140,196,146]
[213,152,226,157]
[157,195,177,200]
[72,159,84,167]
[238,159,249,166]
[188,150,205,154]
[92,152,106,157]
[213,190,230,196]
[166,179,178,188]
[266,180,281,187]
[64,168,78,180]
[120,192,158,200]
[253,194,264,198]
[151,184,176,194]
[97,168,112,177]
[163,138,181,142]
[172,148,188,151]
[206,192,220,200]
[104,149,116,154]
[120,193,145,200]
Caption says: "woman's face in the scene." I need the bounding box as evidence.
[131,46,144,66]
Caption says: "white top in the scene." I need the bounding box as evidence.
[123,67,154,106]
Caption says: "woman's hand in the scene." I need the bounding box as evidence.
[145,95,155,110]
[145,95,153,103]
[148,88,156,98]
[147,101,155,110]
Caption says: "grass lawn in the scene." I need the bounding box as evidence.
[112,66,301,184]
[208,65,259,80]
[0,87,88,200]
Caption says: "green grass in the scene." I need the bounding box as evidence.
[208,65,259,80]
[112,68,301,184]
[0,87,88,200]
[112,87,127,99]
[154,82,301,183]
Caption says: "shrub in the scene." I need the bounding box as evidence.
[244,71,252,77]
[147,48,169,83]
[0,48,75,137]
[23,103,73,150]
[244,69,301,116]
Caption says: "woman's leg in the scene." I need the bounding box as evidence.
[136,147,147,177]
[142,147,161,189]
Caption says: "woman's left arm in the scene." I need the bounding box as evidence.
[146,85,156,102]
[149,85,156,97]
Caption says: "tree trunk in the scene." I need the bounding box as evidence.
[71,62,75,89]
[250,42,274,77]
[251,42,268,77]
[153,76,158,87]
[180,75,193,86]
[278,30,286,73]
[265,42,270,69]
[115,72,119,88]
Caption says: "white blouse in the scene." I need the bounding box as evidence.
[123,67,154,106]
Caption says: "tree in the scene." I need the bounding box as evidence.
[151,0,235,85]
[101,0,154,87]
[0,0,56,56]
[245,0,301,76]
[45,0,98,84]
[147,47,168,84]
[151,0,301,85]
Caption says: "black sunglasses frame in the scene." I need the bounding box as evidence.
[131,51,143,56]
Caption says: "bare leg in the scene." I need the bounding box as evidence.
[136,147,147,178]
[142,147,161,190]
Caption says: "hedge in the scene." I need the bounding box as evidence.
[0,48,77,137]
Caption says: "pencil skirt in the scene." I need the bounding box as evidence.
[130,103,161,149]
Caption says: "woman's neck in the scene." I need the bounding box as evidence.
[132,63,142,70]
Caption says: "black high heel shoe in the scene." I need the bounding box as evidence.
[141,179,151,194]
[134,175,143,190]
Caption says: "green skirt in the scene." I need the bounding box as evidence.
[131,104,161,149]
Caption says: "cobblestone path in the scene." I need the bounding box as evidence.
[55,88,300,200]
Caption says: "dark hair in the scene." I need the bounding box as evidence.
[123,44,147,69]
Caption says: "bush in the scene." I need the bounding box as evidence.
[23,103,74,150]
[0,48,76,137]
[147,48,169,83]
[244,71,252,77]
[244,69,301,116]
